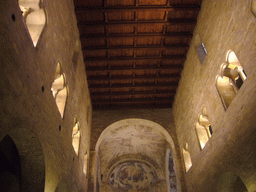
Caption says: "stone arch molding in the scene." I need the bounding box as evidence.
[18,0,46,46]
[0,128,46,192]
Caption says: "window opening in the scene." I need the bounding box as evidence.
[18,0,46,46]
[216,51,246,109]
[196,107,212,150]
[72,117,81,156]
[182,143,192,172]
[195,34,207,64]
[51,62,68,118]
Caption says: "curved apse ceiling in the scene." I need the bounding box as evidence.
[98,119,167,176]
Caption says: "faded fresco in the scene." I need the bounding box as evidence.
[108,161,157,190]
[99,124,166,171]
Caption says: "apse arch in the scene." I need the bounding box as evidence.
[96,119,175,151]
[5,128,45,192]
[217,172,248,192]
[95,118,180,192]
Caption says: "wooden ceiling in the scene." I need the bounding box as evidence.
[73,0,202,110]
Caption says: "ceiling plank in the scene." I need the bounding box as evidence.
[80,32,192,38]
[75,5,201,13]
[85,55,186,61]
[77,19,197,26]
[88,82,179,88]
[86,65,183,71]
[87,74,181,80]
[90,89,176,96]
[82,44,189,50]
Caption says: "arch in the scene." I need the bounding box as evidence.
[0,135,22,191]
[7,128,45,191]
[216,51,247,109]
[217,172,248,192]
[182,143,192,173]
[95,118,179,192]
[216,75,237,109]
[18,0,46,46]
[96,119,175,151]
[51,62,68,118]
[72,117,81,156]
[195,107,212,149]
[195,34,207,64]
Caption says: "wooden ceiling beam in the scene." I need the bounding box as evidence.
[91,98,174,106]
[92,103,173,110]
[85,55,186,61]
[91,97,174,103]
[77,19,197,27]
[87,74,181,80]
[90,90,176,96]
[86,65,183,71]
[82,44,189,50]
[75,4,201,13]
[88,82,179,88]
[81,32,192,39]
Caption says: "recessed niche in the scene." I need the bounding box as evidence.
[18,0,46,46]
[195,34,207,64]
[51,63,68,118]
[216,50,246,109]
[72,117,81,156]
[182,143,192,173]
[12,14,16,22]
[196,107,212,150]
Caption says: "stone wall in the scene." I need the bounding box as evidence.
[173,0,256,191]
[0,0,91,191]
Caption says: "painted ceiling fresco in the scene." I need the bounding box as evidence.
[108,161,157,191]
[99,124,166,171]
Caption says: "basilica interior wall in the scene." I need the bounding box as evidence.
[173,0,256,191]
[0,0,91,191]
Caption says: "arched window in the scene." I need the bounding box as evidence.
[51,63,68,118]
[182,143,192,173]
[72,117,81,156]
[196,107,212,150]
[18,0,46,46]
[195,34,207,64]
[216,51,246,109]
